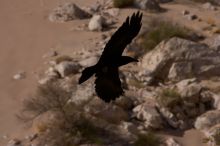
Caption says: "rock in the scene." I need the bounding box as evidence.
[38,67,60,84]
[141,37,220,83]
[194,110,220,131]
[175,78,197,89]
[78,56,98,67]
[133,103,163,129]
[187,14,198,20]
[87,100,129,124]
[200,90,214,102]
[25,133,38,142]
[206,124,220,146]
[49,3,91,22]
[3,134,9,139]
[158,107,179,129]
[88,15,104,31]
[13,71,26,80]
[55,61,81,77]
[203,2,217,11]
[182,10,189,15]
[103,8,120,17]
[114,96,134,110]
[177,82,203,103]
[204,35,220,48]
[42,50,58,58]
[203,91,220,110]
[7,139,22,146]
[165,137,181,146]
[211,0,220,5]
[134,0,162,12]
[87,2,101,13]
[70,82,95,104]
[168,61,193,81]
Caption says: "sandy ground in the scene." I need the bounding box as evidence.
[0,0,217,145]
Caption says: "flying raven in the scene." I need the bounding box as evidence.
[79,11,143,102]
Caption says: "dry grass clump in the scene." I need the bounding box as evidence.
[19,82,72,121]
[157,88,181,108]
[138,18,190,54]
[18,82,107,146]
[134,132,162,146]
[113,0,134,8]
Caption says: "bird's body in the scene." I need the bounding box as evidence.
[79,11,143,102]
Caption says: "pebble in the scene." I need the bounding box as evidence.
[13,71,26,80]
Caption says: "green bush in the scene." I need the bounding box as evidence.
[134,132,162,146]
[113,0,134,8]
[138,18,190,53]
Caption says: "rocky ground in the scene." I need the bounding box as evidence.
[2,0,220,146]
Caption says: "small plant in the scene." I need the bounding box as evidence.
[113,0,134,8]
[138,18,190,54]
[157,88,181,107]
[134,132,162,146]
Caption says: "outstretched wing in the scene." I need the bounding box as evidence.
[95,67,124,102]
[99,11,142,62]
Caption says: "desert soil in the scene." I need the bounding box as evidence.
[0,0,218,145]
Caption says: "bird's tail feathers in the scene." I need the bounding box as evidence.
[78,65,97,84]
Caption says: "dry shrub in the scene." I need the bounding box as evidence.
[18,81,123,146]
[18,82,72,122]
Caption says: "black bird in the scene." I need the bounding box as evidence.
[78,11,143,102]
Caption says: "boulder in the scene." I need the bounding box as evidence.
[134,0,161,12]
[103,8,120,17]
[203,2,217,11]
[204,35,220,48]
[86,99,129,124]
[157,107,180,129]
[141,37,220,82]
[133,103,163,129]
[177,82,203,103]
[55,61,81,77]
[88,15,104,31]
[194,110,220,131]
[206,124,220,146]
[165,137,181,146]
[49,3,91,22]
[78,56,98,67]
[38,67,59,84]
[70,82,95,104]
[119,121,139,137]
